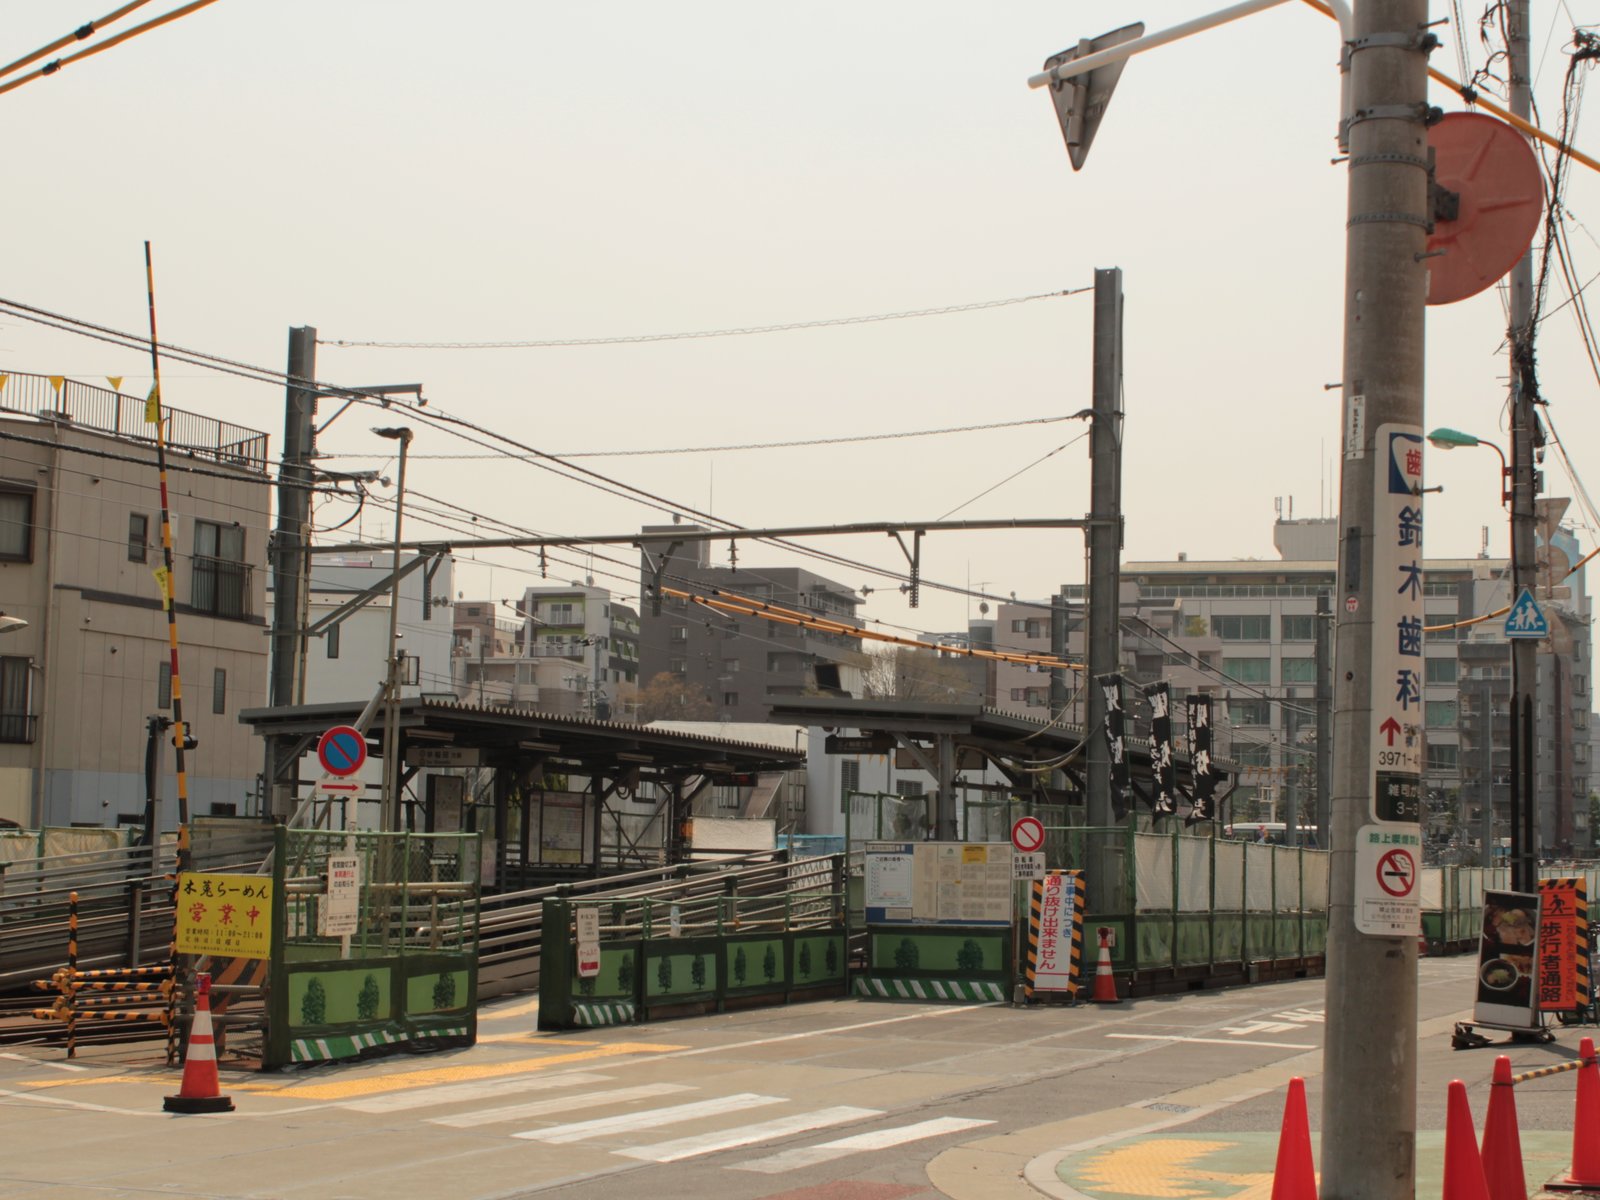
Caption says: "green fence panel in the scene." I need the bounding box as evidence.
[1214,914,1245,962]
[1174,915,1212,967]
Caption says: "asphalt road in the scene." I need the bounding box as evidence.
[0,955,1593,1200]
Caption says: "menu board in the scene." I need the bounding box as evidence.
[1473,889,1542,1030]
[864,841,1014,926]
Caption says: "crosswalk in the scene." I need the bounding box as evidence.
[339,1070,995,1171]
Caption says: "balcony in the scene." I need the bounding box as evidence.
[192,557,253,620]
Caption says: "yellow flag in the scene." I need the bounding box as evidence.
[0,375,8,392]
[106,376,123,392]
[151,566,171,608]
[48,376,64,395]
[145,383,161,423]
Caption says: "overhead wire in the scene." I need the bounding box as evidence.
[0,1,153,79]
[0,0,224,99]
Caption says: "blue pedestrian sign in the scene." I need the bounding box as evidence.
[1504,588,1549,639]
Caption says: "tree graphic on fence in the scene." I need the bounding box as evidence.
[798,943,813,980]
[825,940,839,976]
[301,977,327,1025]
[893,938,920,970]
[762,945,777,981]
[690,954,706,990]
[734,946,748,985]
[357,974,381,1021]
[578,974,596,997]
[657,955,673,993]
[432,971,458,1010]
[956,939,985,972]
[617,952,635,994]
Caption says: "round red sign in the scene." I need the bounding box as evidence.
[1012,816,1045,854]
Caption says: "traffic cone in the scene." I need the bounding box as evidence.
[1480,1056,1526,1200]
[163,974,234,1114]
[1556,1037,1600,1189]
[1091,927,1120,1004]
[1271,1076,1317,1200]
[1443,1079,1491,1200]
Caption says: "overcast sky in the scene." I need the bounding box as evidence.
[4,1,1597,638]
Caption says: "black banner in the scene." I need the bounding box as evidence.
[1145,681,1177,819]
[1099,674,1131,821]
[1185,693,1217,826]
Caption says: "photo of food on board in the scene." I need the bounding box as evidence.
[1475,895,1540,1009]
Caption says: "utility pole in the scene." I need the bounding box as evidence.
[1315,590,1333,848]
[1050,589,1069,800]
[1084,267,1123,908]
[1506,0,1540,892]
[1322,1,1430,1195]
[266,326,316,820]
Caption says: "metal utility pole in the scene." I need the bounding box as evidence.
[267,326,317,819]
[376,426,414,832]
[1506,0,1540,892]
[1322,2,1430,1196]
[1315,590,1333,848]
[1084,268,1124,907]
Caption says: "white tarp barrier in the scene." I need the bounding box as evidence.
[1135,833,1173,911]
[1214,839,1245,909]
[1177,835,1211,911]
[1245,842,1275,910]
[1301,850,1330,912]
[1273,846,1302,911]
[690,816,776,853]
[1421,867,1444,910]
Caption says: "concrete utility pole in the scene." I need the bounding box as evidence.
[1322,2,1430,1196]
[1506,0,1540,892]
[1084,268,1123,908]
[1315,590,1333,848]
[266,326,317,819]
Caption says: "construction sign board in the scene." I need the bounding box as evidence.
[863,841,1014,926]
[1537,878,1589,1013]
[320,854,360,937]
[174,872,273,959]
[1030,869,1084,995]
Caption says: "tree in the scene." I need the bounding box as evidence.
[798,943,813,980]
[893,938,920,970]
[861,646,983,703]
[357,973,381,1020]
[432,971,458,1010]
[616,952,635,994]
[762,945,777,981]
[734,946,748,985]
[657,955,673,993]
[690,954,706,989]
[824,940,839,976]
[956,939,985,972]
[577,974,596,997]
[301,977,327,1025]
[636,672,715,722]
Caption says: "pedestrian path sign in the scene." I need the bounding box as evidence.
[1504,588,1549,639]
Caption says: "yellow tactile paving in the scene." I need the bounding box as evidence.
[1075,1139,1272,1199]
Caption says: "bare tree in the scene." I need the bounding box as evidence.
[635,672,716,722]
[861,646,982,703]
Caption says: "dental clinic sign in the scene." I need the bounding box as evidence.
[1367,424,1425,823]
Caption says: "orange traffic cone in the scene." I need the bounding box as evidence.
[163,973,234,1114]
[1443,1079,1491,1200]
[1554,1037,1600,1190]
[1091,927,1120,1004]
[1271,1076,1317,1200]
[1481,1056,1526,1200]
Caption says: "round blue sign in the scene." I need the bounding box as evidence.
[317,725,367,777]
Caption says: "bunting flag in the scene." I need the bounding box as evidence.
[106,376,124,393]
[145,383,161,423]
[48,376,64,395]
[1184,693,1218,826]
[1145,681,1177,820]
[1098,673,1131,822]
[0,374,8,392]
[151,566,172,609]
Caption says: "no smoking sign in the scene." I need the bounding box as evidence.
[1353,825,1421,937]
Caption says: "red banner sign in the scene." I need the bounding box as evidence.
[1537,878,1589,1012]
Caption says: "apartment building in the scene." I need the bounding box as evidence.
[0,374,270,827]
[517,581,640,720]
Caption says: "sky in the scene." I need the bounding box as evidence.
[4,1,1598,640]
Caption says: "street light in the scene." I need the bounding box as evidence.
[374,426,413,831]
[0,615,27,635]
[1427,427,1510,505]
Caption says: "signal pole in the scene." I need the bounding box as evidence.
[1321,2,1431,1196]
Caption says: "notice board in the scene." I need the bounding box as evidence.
[863,841,1014,926]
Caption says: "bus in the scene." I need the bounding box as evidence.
[1221,822,1319,848]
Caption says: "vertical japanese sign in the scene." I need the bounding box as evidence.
[1536,878,1588,1013]
[174,872,274,959]
[576,906,601,979]
[1185,693,1217,825]
[320,854,360,938]
[1368,424,1425,823]
[1031,869,1083,994]
[1145,681,1177,820]
[1099,674,1131,820]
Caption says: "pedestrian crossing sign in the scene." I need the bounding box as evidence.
[1504,588,1549,639]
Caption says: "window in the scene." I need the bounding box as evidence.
[1426,700,1457,728]
[1222,657,1271,684]
[128,513,149,563]
[212,668,227,715]
[0,488,34,562]
[209,802,238,817]
[1229,699,1272,726]
[669,656,685,674]
[1425,657,1459,685]
[326,623,340,659]
[0,656,33,743]
[1211,615,1271,640]
[840,759,860,810]
[158,661,172,709]
[722,658,740,673]
[192,520,249,618]
[1281,614,1318,641]
[895,780,924,797]
[1234,744,1272,767]
[1281,658,1317,684]
[670,626,687,642]
[721,691,738,707]
[1426,743,1459,771]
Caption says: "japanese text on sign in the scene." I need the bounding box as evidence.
[1368,425,1425,821]
[1034,870,1081,993]
[1537,878,1588,1012]
[174,872,273,959]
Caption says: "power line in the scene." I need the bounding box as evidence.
[321,287,1091,350]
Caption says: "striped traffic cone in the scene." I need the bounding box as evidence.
[1270,1076,1317,1200]
[1481,1056,1526,1200]
[1551,1037,1600,1191]
[163,974,234,1114]
[1443,1079,1491,1200]
[1092,927,1121,1004]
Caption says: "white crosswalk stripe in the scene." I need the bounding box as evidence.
[342,1070,614,1114]
[614,1105,883,1163]
[513,1092,783,1144]
[729,1115,997,1173]
[428,1083,695,1129]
